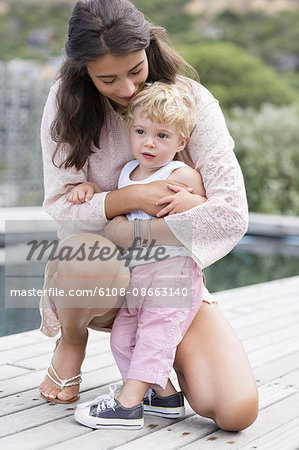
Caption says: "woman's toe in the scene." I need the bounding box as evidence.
[57,388,77,401]
[48,390,59,399]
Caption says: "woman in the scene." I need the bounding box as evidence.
[39,0,258,431]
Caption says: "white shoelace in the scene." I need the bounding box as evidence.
[77,383,117,413]
[144,388,153,406]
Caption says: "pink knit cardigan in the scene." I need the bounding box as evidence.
[40,77,248,336]
[41,77,248,269]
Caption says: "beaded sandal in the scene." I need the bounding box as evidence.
[40,339,82,404]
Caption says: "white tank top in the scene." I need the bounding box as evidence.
[118,159,188,221]
[118,159,190,266]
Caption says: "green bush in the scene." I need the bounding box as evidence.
[215,10,299,71]
[226,104,299,215]
[0,1,72,61]
[178,42,298,108]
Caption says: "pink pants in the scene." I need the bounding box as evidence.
[110,256,204,390]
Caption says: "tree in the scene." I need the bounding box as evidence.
[227,104,299,215]
[178,42,297,108]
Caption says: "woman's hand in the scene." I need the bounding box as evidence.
[156,184,207,217]
[138,180,193,217]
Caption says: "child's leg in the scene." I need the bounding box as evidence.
[125,257,204,391]
[118,379,150,407]
[111,304,177,401]
[110,305,139,382]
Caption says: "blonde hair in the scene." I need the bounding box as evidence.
[125,81,197,139]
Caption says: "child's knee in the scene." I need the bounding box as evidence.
[110,327,133,360]
[110,329,125,356]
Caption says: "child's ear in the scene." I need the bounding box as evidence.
[177,136,190,152]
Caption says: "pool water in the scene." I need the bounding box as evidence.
[1,236,299,337]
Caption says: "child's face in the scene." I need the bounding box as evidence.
[129,109,188,169]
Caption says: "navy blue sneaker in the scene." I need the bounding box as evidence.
[75,384,144,430]
[143,388,185,418]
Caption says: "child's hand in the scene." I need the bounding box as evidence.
[66,182,100,204]
[156,184,207,217]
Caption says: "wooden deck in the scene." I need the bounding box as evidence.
[0,276,299,450]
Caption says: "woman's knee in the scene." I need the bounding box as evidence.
[214,392,259,431]
[50,233,129,307]
[54,233,128,279]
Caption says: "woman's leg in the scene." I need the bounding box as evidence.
[39,233,130,402]
[174,302,259,431]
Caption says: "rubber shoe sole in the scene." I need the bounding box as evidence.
[75,407,144,430]
[143,404,185,418]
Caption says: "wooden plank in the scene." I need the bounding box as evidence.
[240,417,299,450]
[0,277,298,449]
[1,317,298,401]
[277,370,299,390]
[254,352,299,386]
[0,330,109,381]
[223,293,298,326]
[0,329,50,352]
[0,360,297,449]
[258,382,298,410]
[0,416,92,450]
[225,292,299,322]
[173,392,299,450]
[217,276,299,309]
[0,343,114,381]
[221,296,298,329]
[0,376,182,443]
[234,311,299,342]
[48,415,217,450]
[0,307,296,382]
[0,328,106,353]
[249,337,299,368]
[0,403,194,450]
[243,323,299,353]
[0,352,118,416]
[0,371,123,439]
[0,335,110,365]
[4,378,294,450]
[0,362,121,402]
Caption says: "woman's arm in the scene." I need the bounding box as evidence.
[104,180,193,219]
[41,86,111,234]
[104,216,182,249]
[163,80,248,269]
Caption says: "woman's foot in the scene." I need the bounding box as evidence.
[39,334,87,402]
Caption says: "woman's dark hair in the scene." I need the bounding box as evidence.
[51,0,198,170]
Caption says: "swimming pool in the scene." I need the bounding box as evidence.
[1,234,299,337]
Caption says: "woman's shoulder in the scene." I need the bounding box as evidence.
[47,79,60,95]
[176,75,219,110]
[43,80,60,111]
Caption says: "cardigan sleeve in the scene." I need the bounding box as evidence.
[41,86,110,237]
[164,82,248,269]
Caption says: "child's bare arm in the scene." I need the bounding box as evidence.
[66,182,102,204]
[156,166,207,217]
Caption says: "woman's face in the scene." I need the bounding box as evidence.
[87,50,149,107]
